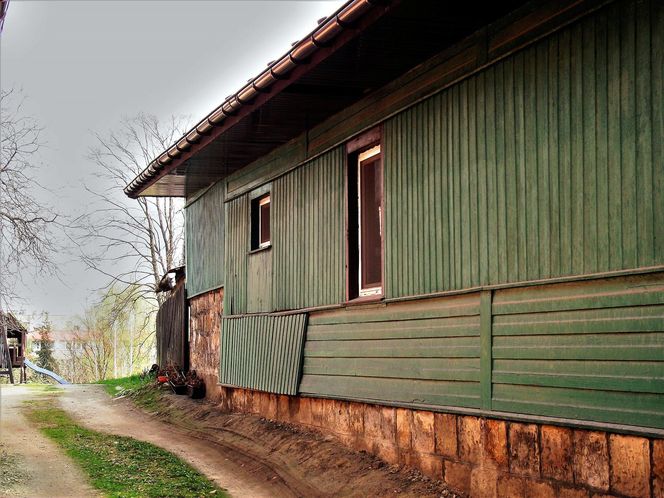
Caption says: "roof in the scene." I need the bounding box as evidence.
[126,0,527,198]
[0,311,27,335]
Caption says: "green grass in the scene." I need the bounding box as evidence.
[97,374,151,396]
[24,401,226,498]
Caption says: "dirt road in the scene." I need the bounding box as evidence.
[1,384,456,498]
[58,384,307,498]
[0,385,99,498]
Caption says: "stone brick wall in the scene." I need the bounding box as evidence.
[188,288,223,402]
[214,386,664,498]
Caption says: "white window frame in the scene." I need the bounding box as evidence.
[357,145,382,297]
[258,194,271,249]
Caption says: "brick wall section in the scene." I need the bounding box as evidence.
[188,288,223,402]
[214,386,664,498]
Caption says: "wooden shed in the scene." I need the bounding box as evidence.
[127,0,664,494]
[0,311,28,383]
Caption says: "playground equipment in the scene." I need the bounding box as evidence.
[0,311,27,383]
[23,359,69,385]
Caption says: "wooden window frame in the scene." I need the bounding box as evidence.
[345,126,385,303]
[250,191,271,252]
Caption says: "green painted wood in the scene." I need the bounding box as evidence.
[491,272,664,429]
[220,313,307,395]
[383,0,664,299]
[246,249,272,313]
[271,147,345,311]
[299,375,482,409]
[480,290,492,410]
[185,180,225,297]
[492,384,664,429]
[302,357,480,383]
[299,294,481,409]
[223,196,249,315]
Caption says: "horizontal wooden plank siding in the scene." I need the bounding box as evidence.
[185,181,225,297]
[384,0,664,299]
[220,313,307,395]
[491,272,664,428]
[300,293,482,408]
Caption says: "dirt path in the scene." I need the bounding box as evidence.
[58,385,457,498]
[58,384,306,498]
[0,384,457,498]
[0,385,99,498]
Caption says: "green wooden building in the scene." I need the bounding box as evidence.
[127,0,664,461]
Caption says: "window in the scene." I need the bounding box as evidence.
[347,129,383,300]
[251,193,271,250]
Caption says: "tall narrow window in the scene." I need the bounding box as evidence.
[251,193,271,250]
[347,136,383,300]
[357,146,382,296]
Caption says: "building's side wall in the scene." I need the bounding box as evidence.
[220,0,664,315]
[223,148,346,315]
[300,293,482,409]
[300,271,664,430]
[189,287,224,402]
[216,386,663,498]
[185,180,225,298]
[384,0,664,298]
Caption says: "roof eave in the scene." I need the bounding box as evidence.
[125,0,389,199]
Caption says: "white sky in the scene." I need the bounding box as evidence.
[0,0,345,327]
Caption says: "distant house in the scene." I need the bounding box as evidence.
[126,0,664,494]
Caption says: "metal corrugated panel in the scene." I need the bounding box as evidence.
[223,195,249,315]
[271,146,346,311]
[491,272,664,429]
[185,181,225,297]
[300,293,482,408]
[220,313,307,395]
[384,0,664,299]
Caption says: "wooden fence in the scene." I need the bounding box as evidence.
[156,284,188,369]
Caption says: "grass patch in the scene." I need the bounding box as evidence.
[24,401,225,498]
[97,375,151,396]
[23,384,63,393]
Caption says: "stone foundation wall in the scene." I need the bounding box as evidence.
[215,386,663,498]
[188,288,223,402]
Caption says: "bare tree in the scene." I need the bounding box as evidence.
[79,113,189,310]
[0,88,58,302]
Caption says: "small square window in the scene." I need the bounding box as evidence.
[251,193,271,250]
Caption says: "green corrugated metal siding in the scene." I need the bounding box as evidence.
[299,293,481,408]
[384,0,664,299]
[220,313,307,395]
[185,181,225,297]
[271,147,345,310]
[491,272,664,429]
[224,195,249,315]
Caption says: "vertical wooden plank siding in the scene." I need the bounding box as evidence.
[300,294,482,408]
[223,195,249,315]
[271,147,346,311]
[223,147,345,314]
[155,284,187,369]
[185,181,225,297]
[491,272,664,429]
[220,313,307,395]
[383,1,664,299]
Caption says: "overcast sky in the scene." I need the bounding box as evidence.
[1,0,344,327]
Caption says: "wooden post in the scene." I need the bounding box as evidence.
[480,290,493,410]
